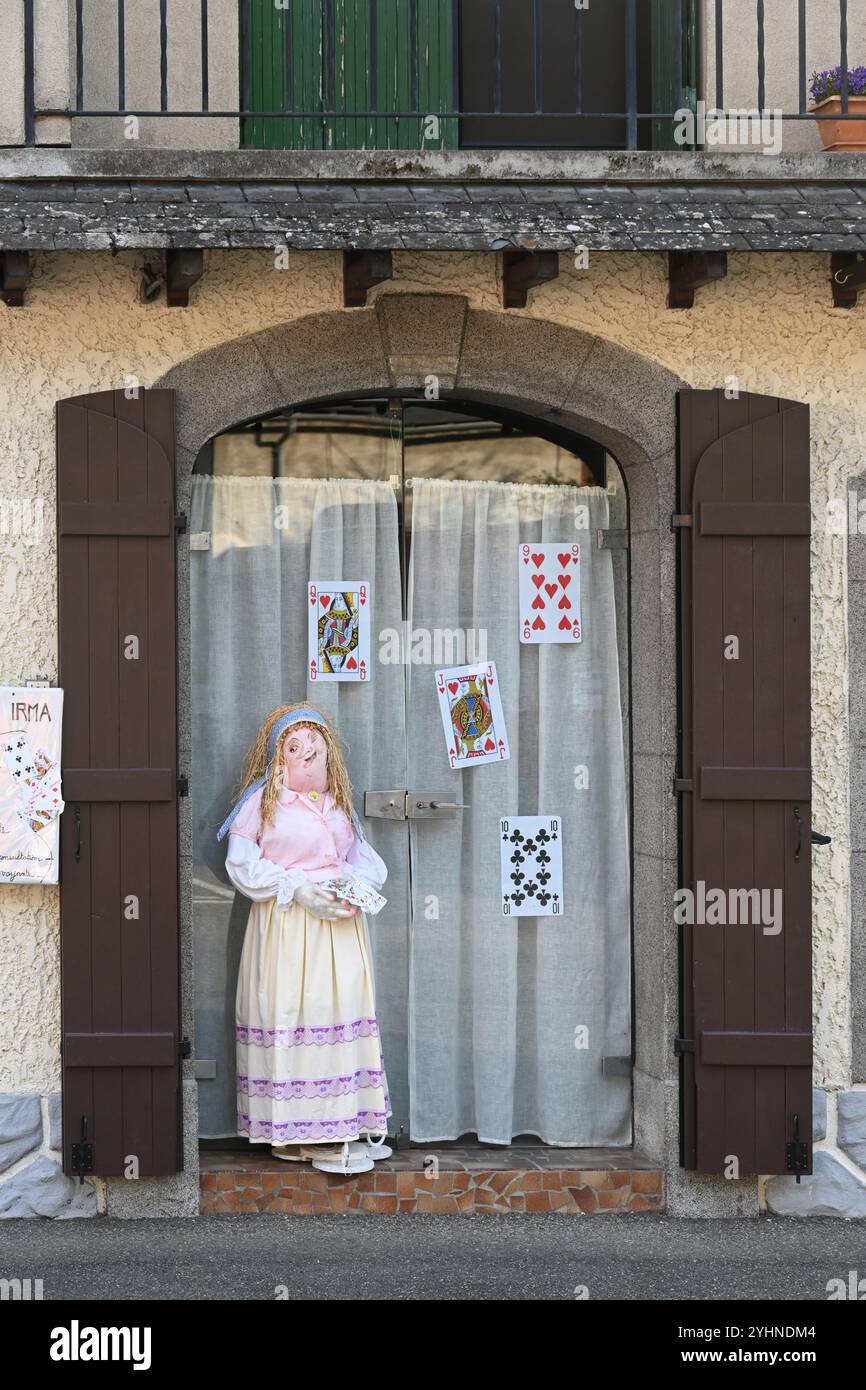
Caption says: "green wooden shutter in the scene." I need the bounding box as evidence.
[242,0,457,151]
[651,0,697,150]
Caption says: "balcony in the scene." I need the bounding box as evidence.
[5,0,866,156]
[0,3,865,274]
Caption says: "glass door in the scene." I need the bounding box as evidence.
[398,404,632,1146]
[190,399,412,1139]
[192,396,632,1148]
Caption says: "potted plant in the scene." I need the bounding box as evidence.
[810,65,866,151]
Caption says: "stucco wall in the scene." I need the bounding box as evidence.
[0,247,858,1104]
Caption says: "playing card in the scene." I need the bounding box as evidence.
[500,816,563,917]
[318,876,387,915]
[31,749,56,783]
[517,543,582,644]
[307,581,371,683]
[435,662,510,770]
[4,734,38,788]
[20,779,63,833]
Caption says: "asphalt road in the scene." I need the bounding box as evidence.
[2,1213,864,1301]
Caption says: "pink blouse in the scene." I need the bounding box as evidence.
[224,783,387,909]
[231,784,356,879]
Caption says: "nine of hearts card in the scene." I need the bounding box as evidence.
[518,542,582,644]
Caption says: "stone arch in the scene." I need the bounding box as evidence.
[160,295,714,1210]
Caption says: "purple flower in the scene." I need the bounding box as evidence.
[810,65,866,104]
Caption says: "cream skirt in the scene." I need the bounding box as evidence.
[235,897,391,1145]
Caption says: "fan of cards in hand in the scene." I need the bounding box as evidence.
[317,875,387,915]
[3,734,64,834]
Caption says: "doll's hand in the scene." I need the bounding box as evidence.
[293,880,357,920]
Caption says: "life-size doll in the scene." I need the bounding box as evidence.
[217,705,391,1176]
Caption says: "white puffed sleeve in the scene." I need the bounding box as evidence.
[344,827,388,890]
[225,832,309,907]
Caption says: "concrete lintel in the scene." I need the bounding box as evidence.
[2,148,866,186]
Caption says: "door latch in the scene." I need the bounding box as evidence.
[785,1112,809,1184]
[364,791,407,821]
[70,1115,93,1184]
[408,795,469,819]
[364,791,469,820]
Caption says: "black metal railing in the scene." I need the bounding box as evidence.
[21,0,866,151]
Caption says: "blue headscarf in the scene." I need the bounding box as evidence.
[217,707,365,843]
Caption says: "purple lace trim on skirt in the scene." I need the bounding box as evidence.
[235,1018,379,1048]
[237,1068,386,1101]
[238,1109,390,1142]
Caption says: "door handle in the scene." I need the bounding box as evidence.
[409,794,468,819]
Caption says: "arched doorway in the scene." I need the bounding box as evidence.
[189,390,633,1149]
[156,297,681,1172]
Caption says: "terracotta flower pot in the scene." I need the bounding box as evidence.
[812,94,866,152]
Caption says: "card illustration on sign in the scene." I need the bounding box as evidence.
[0,687,64,886]
[308,582,370,682]
[518,543,581,644]
[500,816,563,917]
[435,662,510,769]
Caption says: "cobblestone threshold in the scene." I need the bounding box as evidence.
[200,1149,664,1214]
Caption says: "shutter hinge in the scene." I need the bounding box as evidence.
[175,512,188,535]
[70,1142,93,1179]
[786,1113,809,1184]
[671,513,693,530]
[177,775,189,797]
[674,1036,695,1055]
[673,776,693,793]
[71,1115,93,1183]
[179,1037,192,1059]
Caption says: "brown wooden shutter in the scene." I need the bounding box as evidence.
[57,389,183,1177]
[677,389,812,1177]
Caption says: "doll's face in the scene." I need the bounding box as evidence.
[282,725,328,790]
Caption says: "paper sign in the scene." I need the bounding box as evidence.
[0,687,64,885]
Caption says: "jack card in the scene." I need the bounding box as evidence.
[308,581,370,682]
[435,662,510,770]
[518,543,581,644]
[500,816,563,917]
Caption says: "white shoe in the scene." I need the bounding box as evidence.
[270,1144,307,1162]
[303,1141,374,1175]
[354,1133,393,1160]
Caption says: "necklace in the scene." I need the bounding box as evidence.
[307,790,319,801]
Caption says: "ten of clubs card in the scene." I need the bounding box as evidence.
[500,816,563,917]
[308,581,370,682]
[518,543,581,644]
[435,662,510,769]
